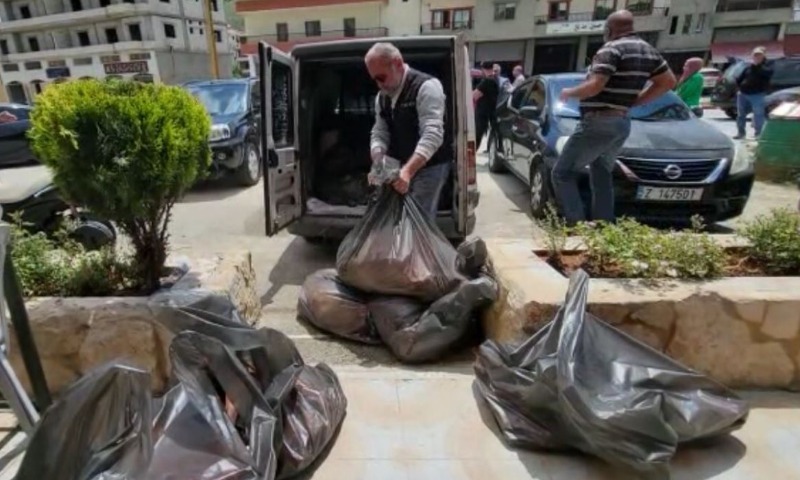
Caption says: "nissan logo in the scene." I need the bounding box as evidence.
[663,164,682,180]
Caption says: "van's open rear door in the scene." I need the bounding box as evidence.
[453,34,475,235]
[258,42,302,236]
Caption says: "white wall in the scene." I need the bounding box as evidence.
[382,0,421,36]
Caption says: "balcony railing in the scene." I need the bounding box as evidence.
[535,6,666,24]
[420,21,473,33]
[242,27,388,44]
[716,0,792,12]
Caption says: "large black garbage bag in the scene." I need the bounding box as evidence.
[370,276,499,363]
[474,269,750,474]
[297,268,379,344]
[16,294,347,480]
[456,237,489,278]
[336,187,463,301]
[14,364,153,480]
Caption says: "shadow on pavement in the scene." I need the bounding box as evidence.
[470,382,748,480]
[261,236,338,306]
[478,161,535,220]
[178,176,253,204]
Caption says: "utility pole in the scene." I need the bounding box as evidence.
[202,0,220,79]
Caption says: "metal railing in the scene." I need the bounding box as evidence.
[534,5,666,24]
[716,0,792,12]
[420,21,473,33]
[242,27,388,44]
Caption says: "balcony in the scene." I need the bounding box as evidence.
[240,27,388,54]
[420,21,473,34]
[534,7,667,36]
[716,0,792,12]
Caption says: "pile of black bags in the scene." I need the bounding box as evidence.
[298,158,498,363]
[474,269,751,475]
[14,291,347,480]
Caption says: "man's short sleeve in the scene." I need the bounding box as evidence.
[649,48,670,77]
[590,46,621,76]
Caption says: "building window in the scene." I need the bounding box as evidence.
[24,61,42,70]
[164,23,176,39]
[101,55,121,63]
[32,80,44,95]
[160,0,169,3]
[548,1,570,21]
[214,29,222,42]
[106,27,119,43]
[305,20,321,36]
[595,0,616,21]
[19,5,31,19]
[682,14,692,35]
[73,57,93,65]
[0,40,8,55]
[452,8,472,28]
[431,10,450,29]
[343,17,356,37]
[211,0,218,11]
[70,0,82,11]
[48,60,66,67]
[494,2,516,20]
[695,13,706,33]
[129,52,151,60]
[2,63,19,72]
[276,22,288,41]
[625,0,653,16]
[128,23,142,41]
[78,31,90,46]
[669,15,678,35]
[28,36,39,52]
[100,0,110,6]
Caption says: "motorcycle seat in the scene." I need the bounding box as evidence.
[0,166,54,206]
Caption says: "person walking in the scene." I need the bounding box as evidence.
[555,10,676,226]
[473,61,500,154]
[511,65,526,90]
[366,42,451,220]
[676,57,704,115]
[734,46,773,139]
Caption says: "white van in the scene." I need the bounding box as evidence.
[257,35,479,243]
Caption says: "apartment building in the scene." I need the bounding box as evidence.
[0,0,237,104]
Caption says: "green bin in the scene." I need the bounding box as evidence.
[756,102,800,183]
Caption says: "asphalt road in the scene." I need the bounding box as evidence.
[1,108,797,365]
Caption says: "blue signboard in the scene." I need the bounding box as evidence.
[46,67,71,79]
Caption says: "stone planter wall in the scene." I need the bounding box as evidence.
[483,238,800,389]
[8,251,259,396]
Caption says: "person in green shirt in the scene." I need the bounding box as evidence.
[675,57,704,114]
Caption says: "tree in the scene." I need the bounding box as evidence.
[29,79,211,292]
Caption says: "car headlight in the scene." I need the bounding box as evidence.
[210,124,231,142]
[729,142,754,175]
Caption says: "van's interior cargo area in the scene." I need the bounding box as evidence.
[298,50,456,216]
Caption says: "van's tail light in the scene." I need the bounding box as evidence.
[467,140,477,185]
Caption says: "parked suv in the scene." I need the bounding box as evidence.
[489,73,754,225]
[0,103,37,168]
[711,57,800,118]
[257,35,479,243]
[183,78,263,186]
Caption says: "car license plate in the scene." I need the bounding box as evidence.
[636,186,703,202]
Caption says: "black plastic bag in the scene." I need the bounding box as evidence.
[297,268,380,344]
[370,276,498,363]
[455,238,489,278]
[15,294,347,480]
[474,269,749,474]
[336,187,463,301]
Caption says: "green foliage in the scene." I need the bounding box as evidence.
[740,208,800,275]
[573,216,726,279]
[28,79,211,292]
[9,217,138,297]
[537,204,568,261]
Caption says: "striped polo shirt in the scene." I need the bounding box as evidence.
[580,33,669,115]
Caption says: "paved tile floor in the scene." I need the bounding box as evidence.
[1,365,799,479]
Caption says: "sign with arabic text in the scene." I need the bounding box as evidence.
[546,20,605,35]
[103,61,149,75]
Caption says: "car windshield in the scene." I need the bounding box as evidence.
[186,83,248,116]
[550,78,692,121]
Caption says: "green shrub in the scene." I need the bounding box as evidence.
[537,204,568,261]
[574,217,726,279]
[740,208,800,275]
[28,79,211,292]
[9,220,137,297]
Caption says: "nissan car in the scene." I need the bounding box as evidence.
[488,73,755,225]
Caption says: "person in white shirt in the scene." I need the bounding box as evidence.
[511,65,526,89]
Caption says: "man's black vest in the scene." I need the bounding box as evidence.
[378,68,453,168]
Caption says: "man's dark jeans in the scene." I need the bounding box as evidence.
[476,111,499,151]
[552,115,631,226]
[409,162,451,220]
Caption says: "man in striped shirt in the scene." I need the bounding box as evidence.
[554,10,676,226]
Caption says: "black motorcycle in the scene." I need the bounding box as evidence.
[1,174,116,250]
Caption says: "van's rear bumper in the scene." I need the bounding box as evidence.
[287,213,476,241]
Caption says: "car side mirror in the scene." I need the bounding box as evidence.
[519,106,541,121]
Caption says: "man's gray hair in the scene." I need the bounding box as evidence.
[366,42,403,63]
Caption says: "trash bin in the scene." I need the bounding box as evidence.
[756,101,800,183]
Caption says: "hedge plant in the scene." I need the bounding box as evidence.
[28,79,211,292]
